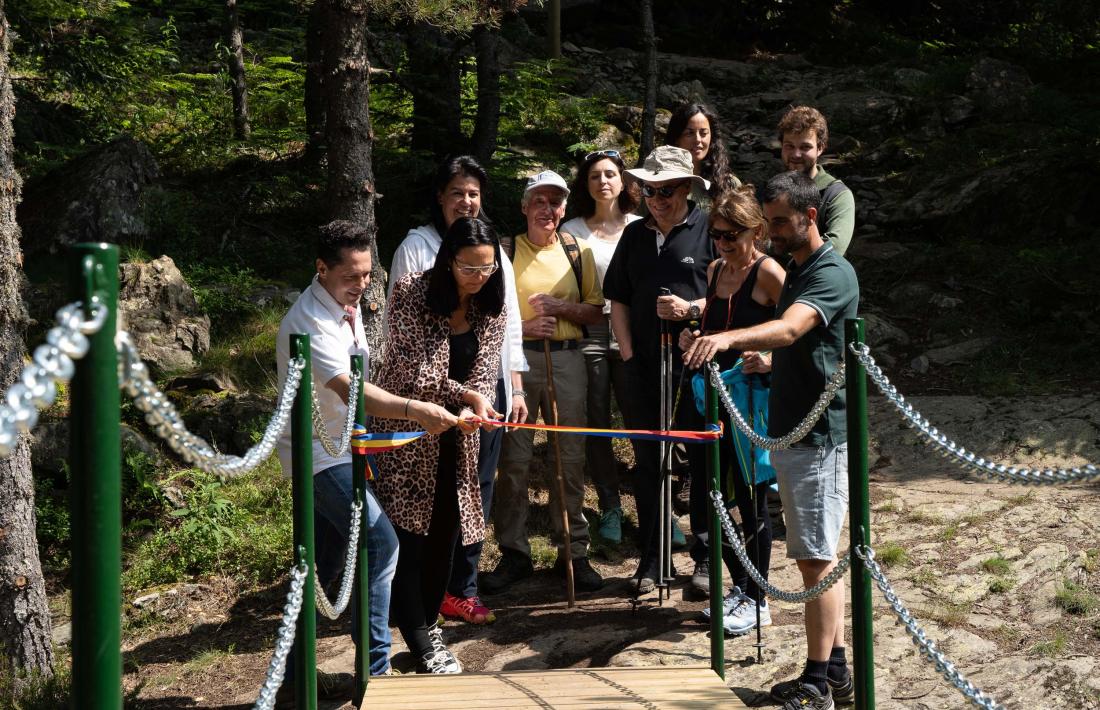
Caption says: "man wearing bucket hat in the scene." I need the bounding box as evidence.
[484,170,607,595]
[603,146,717,594]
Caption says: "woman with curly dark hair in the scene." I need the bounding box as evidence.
[665,102,742,209]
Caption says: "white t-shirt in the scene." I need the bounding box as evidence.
[560,215,640,315]
[387,223,528,413]
[276,275,367,477]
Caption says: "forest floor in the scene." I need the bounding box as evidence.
[92,394,1100,709]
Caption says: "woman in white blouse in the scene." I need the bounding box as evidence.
[388,155,527,626]
[559,150,640,545]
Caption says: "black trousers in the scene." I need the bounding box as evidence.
[688,407,774,604]
[624,355,701,575]
[390,432,461,659]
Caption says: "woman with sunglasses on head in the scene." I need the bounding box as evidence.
[666,102,742,211]
[388,155,528,628]
[679,185,784,636]
[559,149,640,545]
[373,217,508,674]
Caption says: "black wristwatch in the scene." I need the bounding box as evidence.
[687,302,702,320]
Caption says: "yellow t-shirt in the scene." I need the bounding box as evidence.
[512,232,604,342]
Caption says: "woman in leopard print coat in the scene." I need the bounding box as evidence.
[372,217,506,673]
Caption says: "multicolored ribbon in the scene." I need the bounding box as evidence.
[469,418,724,443]
[351,425,427,480]
[349,421,722,479]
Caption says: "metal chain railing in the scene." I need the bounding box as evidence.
[315,498,363,620]
[310,370,360,457]
[855,544,1006,710]
[252,561,308,710]
[849,343,1100,485]
[707,360,845,451]
[0,301,107,458]
[709,490,850,603]
[118,333,305,476]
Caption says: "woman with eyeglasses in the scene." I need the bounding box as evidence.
[373,217,508,674]
[678,186,784,636]
[558,149,640,545]
[666,102,742,210]
[388,155,528,628]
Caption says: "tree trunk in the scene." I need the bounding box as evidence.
[304,0,326,163]
[470,25,501,164]
[406,22,463,160]
[638,0,658,164]
[225,0,251,140]
[323,0,386,373]
[0,0,54,683]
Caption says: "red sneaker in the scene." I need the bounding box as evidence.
[439,592,496,624]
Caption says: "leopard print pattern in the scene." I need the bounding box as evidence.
[371,272,505,546]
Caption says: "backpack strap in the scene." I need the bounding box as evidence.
[557,231,589,338]
[816,179,849,231]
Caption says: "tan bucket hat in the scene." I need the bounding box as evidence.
[625,145,711,191]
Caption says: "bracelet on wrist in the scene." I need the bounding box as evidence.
[513,389,527,398]
[404,398,411,418]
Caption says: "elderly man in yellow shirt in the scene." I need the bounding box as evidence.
[482,170,606,594]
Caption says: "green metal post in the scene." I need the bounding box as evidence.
[291,334,317,710]
[706,375,724,679]
[69,243,121,710]
[351,354,370,705]
[845,318,875,709]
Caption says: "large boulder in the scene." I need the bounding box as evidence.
[181,392,276,457]
[31,420,162,480]
[18,136,159,260]
[119,256,211,375]
[966,57,1033,112]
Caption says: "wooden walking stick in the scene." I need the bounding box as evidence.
[543,339,575,607]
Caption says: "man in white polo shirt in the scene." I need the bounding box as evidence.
[276,221,458,696]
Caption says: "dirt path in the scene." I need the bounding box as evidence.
[120,396,1100,708]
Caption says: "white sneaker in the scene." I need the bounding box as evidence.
[722,596,771,636]
[418,623,462,674]
[701,586,743,620]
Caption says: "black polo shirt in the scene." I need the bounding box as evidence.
[769,242,859,447]
[603,203,716,367]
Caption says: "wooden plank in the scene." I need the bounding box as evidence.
[362,665,746,709]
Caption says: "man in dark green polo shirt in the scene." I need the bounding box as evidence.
[681,171,858,710]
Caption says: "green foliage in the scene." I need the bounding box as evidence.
[876,541,909,568]
[500,59,606,154]
[124,458,292,591]
[33,470,70,574]
[0,653,71,709]
[981,555,1013,576]
[1054,579,1099,615]
[1031,630,1069,657]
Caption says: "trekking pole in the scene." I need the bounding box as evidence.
[655,295,670,603]
[748,378,764,664]
[543,340,575,608]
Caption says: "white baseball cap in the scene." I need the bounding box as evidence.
[523,170,570,197]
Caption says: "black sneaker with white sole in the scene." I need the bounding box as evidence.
[771,680,833,710]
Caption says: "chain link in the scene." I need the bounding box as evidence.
[252,561,308,710]
[118,333,304,476]
[310,370,360,457]
[0,301,107,458]
[854,544,1006,710]
[709,490,850,603]
[315,498,363,620]
[706,360,845,451]
[849,343,1100,484]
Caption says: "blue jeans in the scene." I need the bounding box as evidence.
[289,463,398,677]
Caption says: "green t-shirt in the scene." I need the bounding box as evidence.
[814,167,856,257]
[768,242,859,447]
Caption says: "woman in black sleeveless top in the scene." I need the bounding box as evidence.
[686,187,785,634]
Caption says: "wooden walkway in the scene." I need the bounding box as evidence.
[363,665,746,709]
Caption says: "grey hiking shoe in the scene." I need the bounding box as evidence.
[480,550,534,594]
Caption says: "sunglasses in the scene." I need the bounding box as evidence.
[584,149,621,161]
[454,260,500,277]
[641,181,689,199]
[708,226,752,243]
